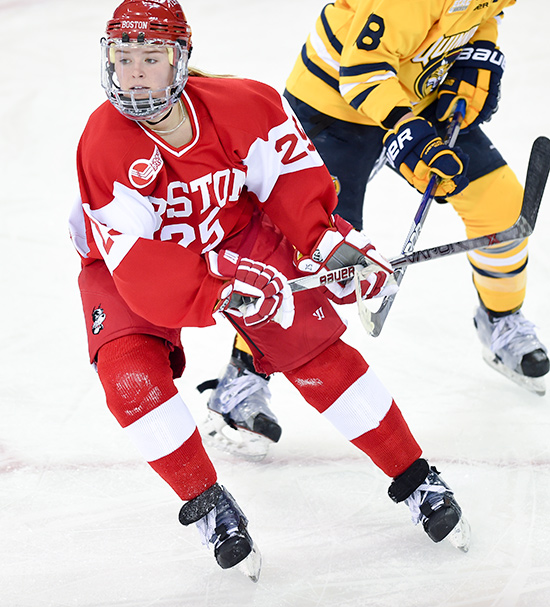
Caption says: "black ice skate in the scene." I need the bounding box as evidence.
[198,349,281,461]
[179,483,261,582]
[389,459,470,552]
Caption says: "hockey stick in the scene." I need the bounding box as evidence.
[364,99,467,337]
[289,136,550,300]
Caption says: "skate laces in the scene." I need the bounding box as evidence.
[195,489,247,549]
[405,472,448,525]
[215,369,271,415]
[490,312,544,356]
[196,508,217,547]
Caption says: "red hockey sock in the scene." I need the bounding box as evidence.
[97,334,217,500]
[284,339,421,477]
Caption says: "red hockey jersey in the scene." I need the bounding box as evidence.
[71,77,338,328]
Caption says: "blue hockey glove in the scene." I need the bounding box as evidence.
[383,116,469,197]
[436,41,505,131]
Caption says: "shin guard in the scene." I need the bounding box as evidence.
[284,339,421,476]
[97,334,217,500]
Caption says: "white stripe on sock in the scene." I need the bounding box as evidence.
[322,368,393,440]
[123,393,196,462]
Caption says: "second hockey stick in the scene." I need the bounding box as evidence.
[365,99,466,337]
[289,136,550,307]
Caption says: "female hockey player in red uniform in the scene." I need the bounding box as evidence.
[70,0,469,581]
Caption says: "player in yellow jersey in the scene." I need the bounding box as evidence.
[201,0,548,460]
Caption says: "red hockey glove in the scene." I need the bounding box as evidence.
[436,41,505,132]
[207,250,295,329]
[383,116,469,197]
[295,215,397,305]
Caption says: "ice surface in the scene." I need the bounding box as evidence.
[1,1,550,605]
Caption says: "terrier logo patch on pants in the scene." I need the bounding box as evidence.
[91,305,106,335]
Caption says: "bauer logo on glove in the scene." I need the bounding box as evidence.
[436,40,505,132]
[295,215,397,305]
[383,116,469,197]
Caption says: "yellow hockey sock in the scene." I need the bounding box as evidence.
[449,165,527,313]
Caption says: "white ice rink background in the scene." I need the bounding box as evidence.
[1,1,550,605]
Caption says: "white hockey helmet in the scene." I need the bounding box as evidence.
[101,0,192,120]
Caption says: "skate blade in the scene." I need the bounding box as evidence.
[482,348,546,396]
[446,515,471,553]
[237,542,262,583]
[201,412,272,462]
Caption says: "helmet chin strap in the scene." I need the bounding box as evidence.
[145,104,174,126]
[144,99,186,135]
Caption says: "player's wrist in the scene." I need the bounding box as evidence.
[382,106,414,130]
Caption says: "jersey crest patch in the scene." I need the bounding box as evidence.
[129,145,164,189]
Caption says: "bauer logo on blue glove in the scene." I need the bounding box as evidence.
[383,116,469,197]
[436,40,505,132]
